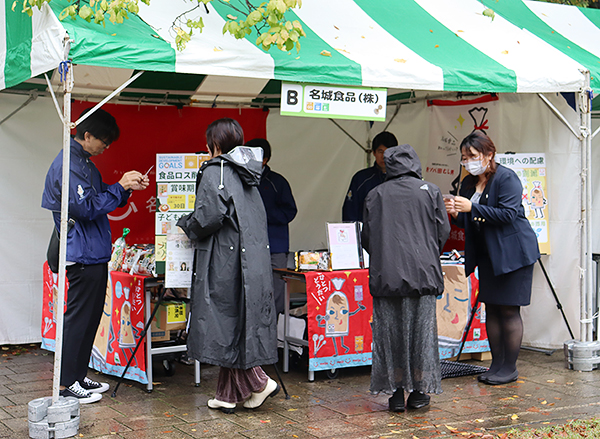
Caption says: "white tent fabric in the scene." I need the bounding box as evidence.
[0,0,596,348]
[0,91,581,347]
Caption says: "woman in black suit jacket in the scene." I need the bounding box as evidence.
[445,132,540,385]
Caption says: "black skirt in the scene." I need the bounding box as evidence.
[477,252,534,306]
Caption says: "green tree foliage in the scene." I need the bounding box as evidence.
[13,0,306,52]
[537,0,600,8]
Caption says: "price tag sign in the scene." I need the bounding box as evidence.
[167,195,186,210]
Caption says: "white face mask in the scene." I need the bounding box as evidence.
[463,159,487,176]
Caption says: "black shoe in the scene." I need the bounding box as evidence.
[388,389,405,413]
[80,376,109,394]
[481,370,519,385]
[59,382,102,404]
[477,370,491,382]
[406,391,430,409]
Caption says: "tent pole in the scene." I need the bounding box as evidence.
[538,93,582,141]
[584,72,594,343]
[52,35,74,404]
[578,71,593,343]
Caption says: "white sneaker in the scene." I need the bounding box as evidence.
[59,382,102,404]
[243,378,280,409]
[80,377,110,394]
[207,398,235,414]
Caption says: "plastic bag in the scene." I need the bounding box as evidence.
[109,228,130,271]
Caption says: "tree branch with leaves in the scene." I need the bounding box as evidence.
[14,0,306,52]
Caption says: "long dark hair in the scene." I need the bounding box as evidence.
[206,118,244,156]
[460,131,497,186]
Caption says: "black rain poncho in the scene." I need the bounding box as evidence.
[177,146,277,369]
[362,144,450,297]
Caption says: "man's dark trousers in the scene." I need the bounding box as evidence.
[61,263,107,387]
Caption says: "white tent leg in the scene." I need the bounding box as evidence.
[564,72,600,372]
[53,36,74,404]
[581,73,594,343]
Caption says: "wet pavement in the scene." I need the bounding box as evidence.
[1,345,600,438]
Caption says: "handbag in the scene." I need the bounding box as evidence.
[47,219,75,273]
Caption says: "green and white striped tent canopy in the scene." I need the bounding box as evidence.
[3,0,600,103]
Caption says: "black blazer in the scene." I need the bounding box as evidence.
[454,164,540,276]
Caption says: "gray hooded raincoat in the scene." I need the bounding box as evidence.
[177,146,277,369]
[362,144,451,297]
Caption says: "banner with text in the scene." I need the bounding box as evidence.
[281,82,387,121]
[155,153,210,275]
[427,95,499,195]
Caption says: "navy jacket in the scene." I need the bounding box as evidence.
[42,138,130,264]
[258,165,297,254]
[454,164,540,277]
[342,164,386,222]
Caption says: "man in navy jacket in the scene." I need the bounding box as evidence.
[342,131,398,222]
[247,138,297,315]
[42,108,149,403]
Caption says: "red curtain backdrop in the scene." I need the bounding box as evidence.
[72,101,269,244]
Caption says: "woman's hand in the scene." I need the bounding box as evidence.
[454,196,472,213]
[444,197,458,218]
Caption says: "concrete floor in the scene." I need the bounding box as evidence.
[1,345,600,438]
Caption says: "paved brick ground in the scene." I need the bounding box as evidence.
[1,344,600,438]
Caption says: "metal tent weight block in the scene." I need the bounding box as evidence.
[28,396,80,439]
[564,339,600,371]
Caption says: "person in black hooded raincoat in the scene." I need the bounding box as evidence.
[362,144,450,413]
[177,118,279,414]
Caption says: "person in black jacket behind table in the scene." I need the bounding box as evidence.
[444,131,540,386]
[362,144,450,413]
[246,138,297,315]
[342,131,398,222]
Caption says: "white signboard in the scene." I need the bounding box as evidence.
[326,222,362,270]
[281,82,387,121]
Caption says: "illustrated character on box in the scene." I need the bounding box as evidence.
[118,299,142,368]
[119,287,136,349]
[528,181,547,219]
[315,278,366,357]
[92,277,115,364]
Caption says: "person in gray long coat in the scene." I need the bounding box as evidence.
[362,144,450,413]
[177,118,279,414]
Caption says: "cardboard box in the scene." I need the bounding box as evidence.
[150,319,170,342]
[151,301,187,331]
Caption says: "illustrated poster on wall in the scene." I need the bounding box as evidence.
[155,153,210,272]
[305,269,373,372]
[496,153,550,255]
[426,95,499,196]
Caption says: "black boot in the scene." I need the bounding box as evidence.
[388,389,405,413]
[406,391,430,409]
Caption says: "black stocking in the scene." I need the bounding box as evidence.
[483,304,504,376]
[485,304,523,377]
